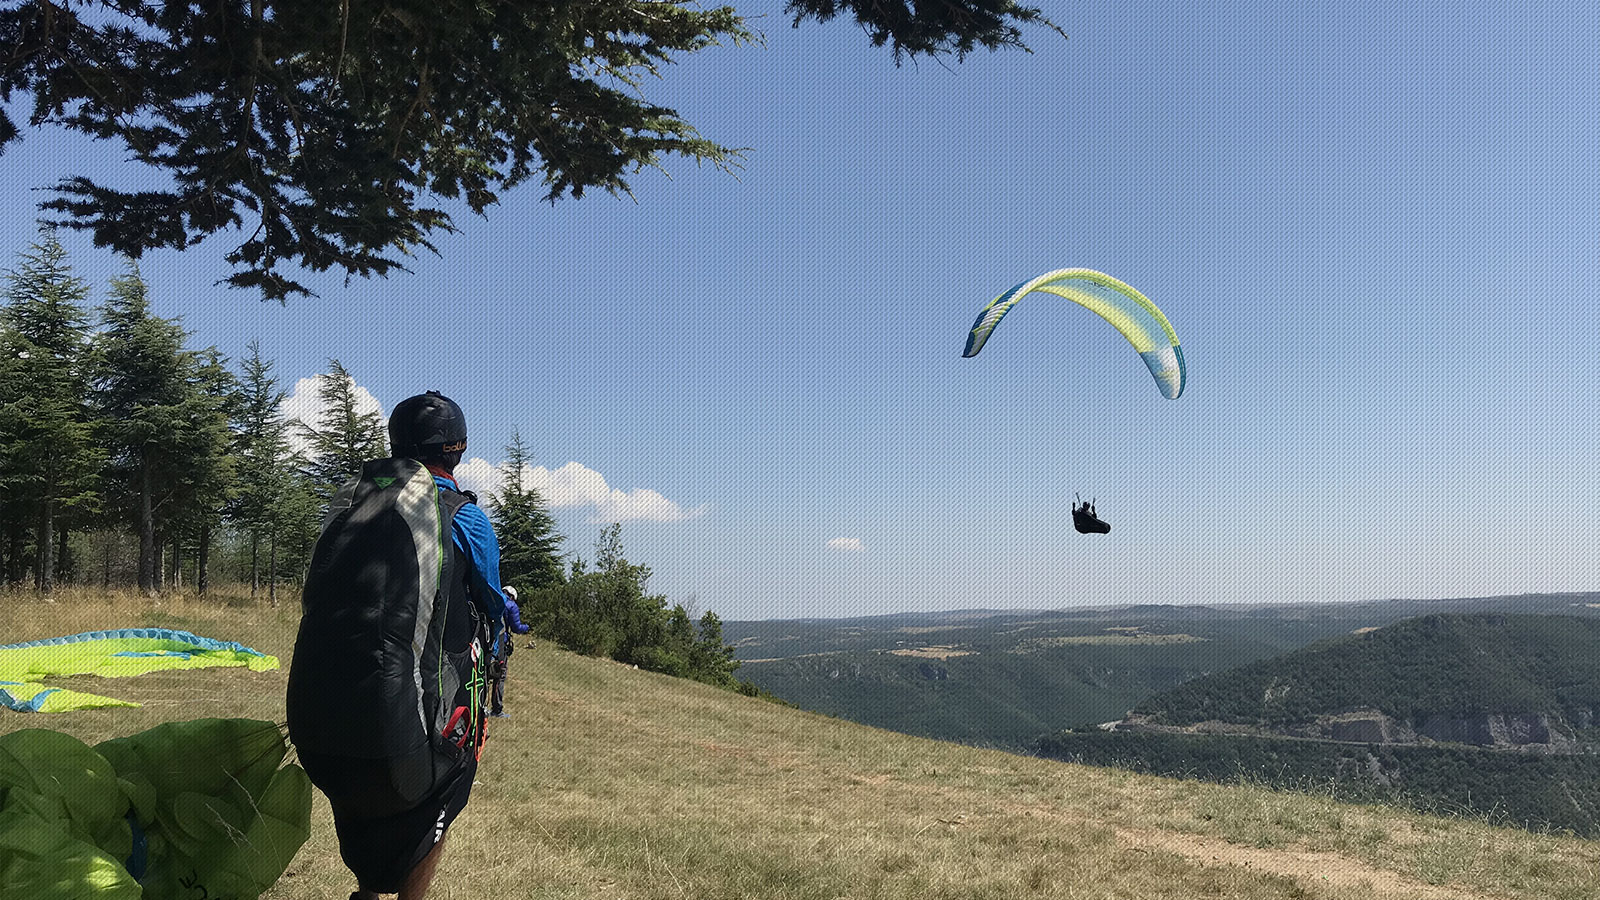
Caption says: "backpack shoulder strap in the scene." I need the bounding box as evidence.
[438,484,473,522]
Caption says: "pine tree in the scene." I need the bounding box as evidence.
[690,611,740,687]
[292,359,385,500]
[176,347,239,595]
[2,1,1057,300]
[0,314,17,584]
[230,340,289,600]
[489,429,565,594]
[0,229,100,595]
[268,471,324,600]
[92,264,193,595]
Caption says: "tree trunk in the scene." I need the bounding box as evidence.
[7,524,20,586]
[250,530,260,599]
[138,456,157,596]
[56,525,70,585]
[197,524,210,596]
[35,501,53,595]
[268,524,278,608]
[171,537,182,591]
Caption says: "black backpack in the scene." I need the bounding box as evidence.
[286,457,489,802]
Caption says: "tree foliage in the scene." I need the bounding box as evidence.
[1035,729,1600,838]
[170,346,239,593]
[1132,614,1600,729]
[290,358,385,499]
[0,0,1058,300]
[526,524,741,688]
[489,429,565,593]
[786,0,1062,61]
[92,264,196,593]
[0,231,753,693]
[229,339,289,596]
[0,228,100,593]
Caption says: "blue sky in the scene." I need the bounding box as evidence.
[3,1,1597,620]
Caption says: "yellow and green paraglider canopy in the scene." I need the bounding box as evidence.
[963,268,1186,400]
[0,629,279,713]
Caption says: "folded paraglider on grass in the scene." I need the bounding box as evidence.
[0,628,279,713]
[0,718,311,900]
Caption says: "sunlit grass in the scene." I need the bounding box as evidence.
[6,589,1600,898]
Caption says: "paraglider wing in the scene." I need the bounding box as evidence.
[962,268,1186,399]
[0,718,309,900]
[0,628,279,712]
[97,718,311,900]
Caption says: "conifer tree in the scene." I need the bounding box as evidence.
[268,470,323,601]
[1,1,1057,300]
[690,611,741,687]
[177,347,239,594]
[0,229,100,594]
[489,429,565,594]
[292,359,385,500]
[0,314,17,584]
[230,340,289,599]
[92,264,192,594]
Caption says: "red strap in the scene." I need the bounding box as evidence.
[442,706,469,747]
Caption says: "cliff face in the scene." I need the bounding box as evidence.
[1112,708,1578,752]
[1412,711,1572,749]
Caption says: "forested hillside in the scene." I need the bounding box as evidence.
[1128,613,1600,736]
[1035,730,1600,836]
[1035,613,1600,836]
[729,601,1600,749]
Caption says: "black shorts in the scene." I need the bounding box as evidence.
[298,750,477,894]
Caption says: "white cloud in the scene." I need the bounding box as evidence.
[278,374,386,457]
[459,457,704,524]
[827,537,865,553]
[453,456,504,498]
[273,371,697,524]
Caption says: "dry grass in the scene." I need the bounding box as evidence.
[7,589,1600,899]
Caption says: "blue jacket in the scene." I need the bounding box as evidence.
[432,473,510,640]
[503,595,529,634]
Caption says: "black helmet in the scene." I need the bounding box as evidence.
[389,391,467,459]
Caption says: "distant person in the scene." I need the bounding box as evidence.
[287,390,511,900]
[1072,495,1110,535]
[490,585,531,718]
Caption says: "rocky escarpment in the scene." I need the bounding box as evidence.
[1110,708,1579,753]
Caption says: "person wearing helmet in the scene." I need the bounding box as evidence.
[488,585,530,718]
[304,390,515,900]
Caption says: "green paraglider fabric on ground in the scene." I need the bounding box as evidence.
[0,719,309,899]
[99,718,312,900]
[0,728,133,860]
[0,807,143,900]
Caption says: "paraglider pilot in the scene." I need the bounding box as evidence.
[489,585,531,718]
[1072,495,1111,534]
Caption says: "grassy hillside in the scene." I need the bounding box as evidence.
[1131,613,1600,729]
[8,592,1600,899]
